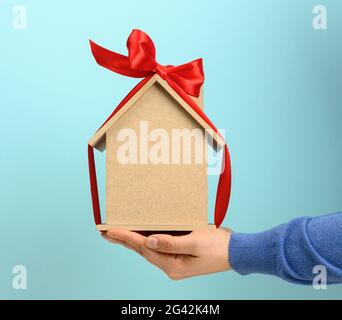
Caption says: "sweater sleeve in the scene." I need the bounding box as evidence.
[229,212,342,284]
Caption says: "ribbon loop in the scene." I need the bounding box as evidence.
[127,29,157,72]
[90,29,204,97]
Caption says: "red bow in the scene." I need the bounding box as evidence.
[89,29,204,97]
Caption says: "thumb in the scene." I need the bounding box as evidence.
[145,233,198,255]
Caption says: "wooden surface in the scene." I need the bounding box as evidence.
[105,82,208,228]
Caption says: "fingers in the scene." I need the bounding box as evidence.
[104,231,178,274]
[107,229,146,253]
[141,249,189,280]
[103,229,198,280]
[101,232,143,255]
[101,232,119,244]
[145,233,198,255]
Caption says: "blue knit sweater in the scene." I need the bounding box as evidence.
[229,212,342,284]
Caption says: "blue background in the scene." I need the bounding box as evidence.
[0,0,341,299]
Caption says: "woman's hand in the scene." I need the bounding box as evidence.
[102,228,232,280]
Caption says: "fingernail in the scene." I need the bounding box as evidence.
[147,237,158,249]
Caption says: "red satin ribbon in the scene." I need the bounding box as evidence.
[88,29,231,228]
[90,30,204,98]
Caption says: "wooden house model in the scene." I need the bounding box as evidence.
[89,74,224,231]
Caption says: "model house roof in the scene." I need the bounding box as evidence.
[88,74,224,151]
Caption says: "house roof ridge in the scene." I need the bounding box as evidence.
[88,74,224,151]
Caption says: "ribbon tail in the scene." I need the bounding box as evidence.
[214,145,232,227]
[89,39,151,78]
[167,59,204,97]
[88,144,102,225]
